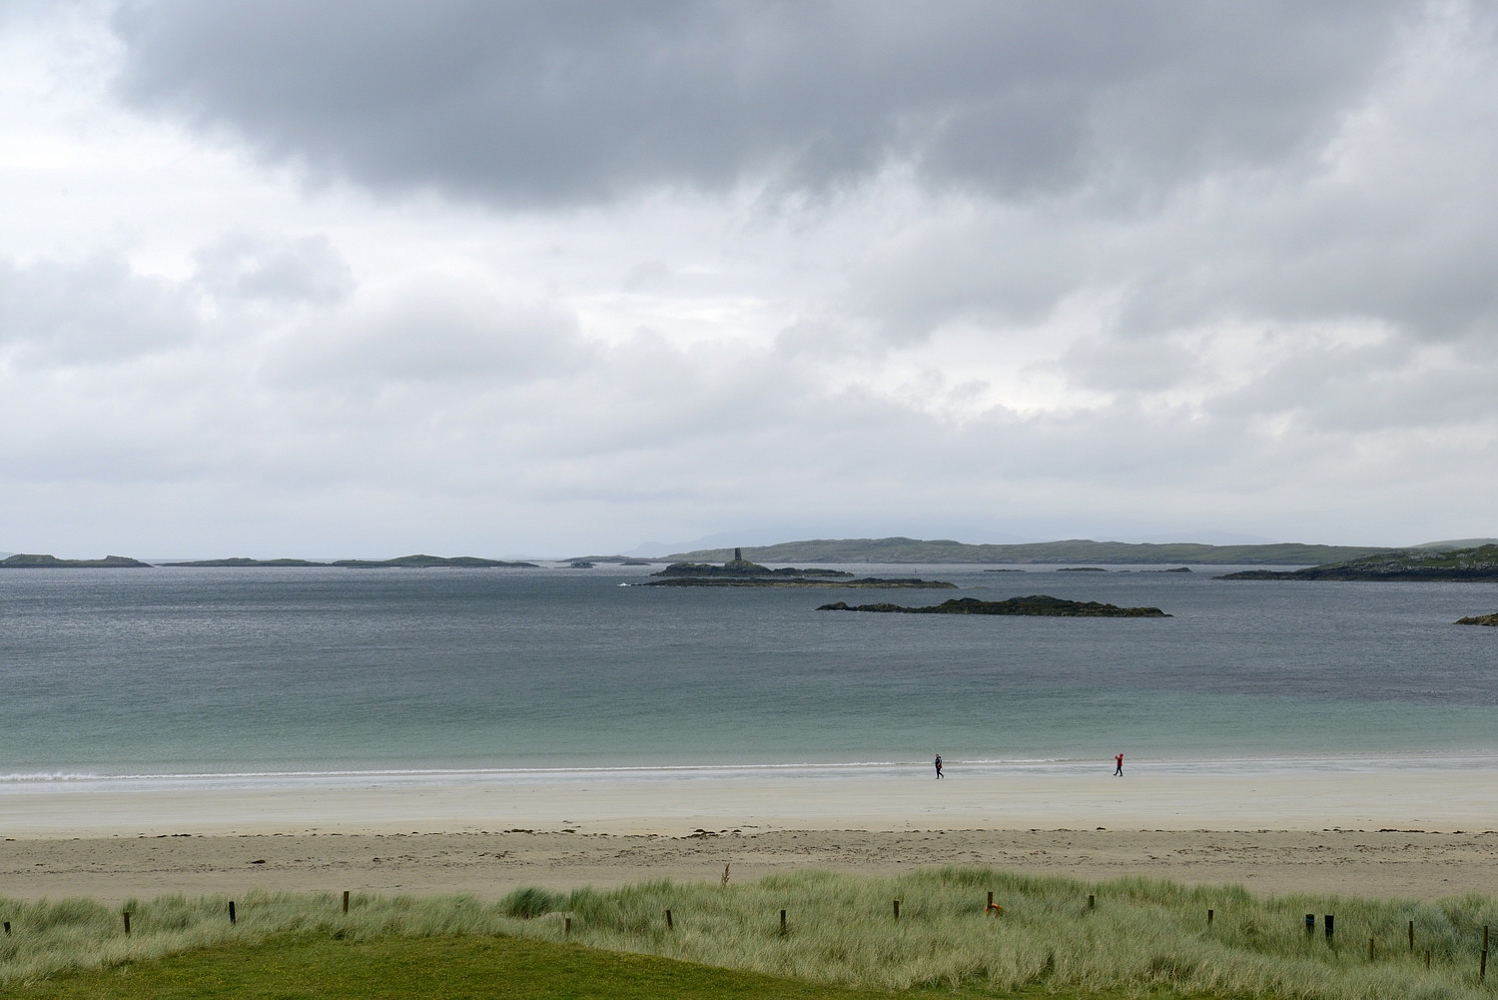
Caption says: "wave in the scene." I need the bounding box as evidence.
[2,750,1497,791]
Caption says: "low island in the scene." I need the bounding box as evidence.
[162,555,540,569]
[642,549,956,589]
[1218,544,1498,582]
[1456,612,1498,626]
[0,553,150,568]
[818,595,1170,617]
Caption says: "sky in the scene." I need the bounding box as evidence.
[2,0,1496,558]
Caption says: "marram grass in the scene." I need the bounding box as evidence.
[2,868,1496,998]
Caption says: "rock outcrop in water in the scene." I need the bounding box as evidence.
[1455,612,1498,626]
[1218,544,1498,582]
[642,548,955,589]
[818,595,1169,617]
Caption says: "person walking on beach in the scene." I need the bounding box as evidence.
[1113,753,1124,776]
[934,754,944,779]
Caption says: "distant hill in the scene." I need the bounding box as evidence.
[662,537,1390,566]
[1219,544,1498,581]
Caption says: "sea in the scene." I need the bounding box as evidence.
[1,563,1496,794]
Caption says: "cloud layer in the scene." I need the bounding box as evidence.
[0,1,1495,555]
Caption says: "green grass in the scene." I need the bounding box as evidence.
[1,933,1198,999]
[7,934,966,1000]
[1,868,1495,999]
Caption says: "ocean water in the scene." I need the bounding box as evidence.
[1,564,1496,788]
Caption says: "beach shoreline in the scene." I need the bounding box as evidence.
[3,765,1496,905]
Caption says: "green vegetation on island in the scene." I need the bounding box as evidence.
[5,869,1498,1000]
[642,549,954,588]
[819,595,1169,617]
[0,553,150,569]
[664,537,1390,565]
[1219,544,1498,582]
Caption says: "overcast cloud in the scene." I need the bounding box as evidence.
[0,0,1495,556]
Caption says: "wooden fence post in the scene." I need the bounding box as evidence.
[122,912,131,936]
[1207,909,1214,926]
[780,909,787,935]
[342,891,350,914]
[1088,894,1095,910]
[229,900,236,924]
[893,900,900,920]
[1408,919,1414,951]
[665,909,673,930]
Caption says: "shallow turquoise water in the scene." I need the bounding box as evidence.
[0,564,1495,780]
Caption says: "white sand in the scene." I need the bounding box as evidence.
[4,766,1497,904]
[3,766,1494,838]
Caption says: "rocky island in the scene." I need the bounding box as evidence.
[641,549,956,589]
[1455,612,1498,626]
[1218,544,1498,582]
[818,595,1170,617]
[0,553,150,568]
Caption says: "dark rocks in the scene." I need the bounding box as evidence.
[818,595,1169,617]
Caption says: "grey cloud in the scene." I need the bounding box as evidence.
[113,0,1409,207]
[265,281,586,387]
[0,254,200,366]
[193,233,354,305]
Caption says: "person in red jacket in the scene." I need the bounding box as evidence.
[1113,753,1124,776]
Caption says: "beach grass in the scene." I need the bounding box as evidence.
[2,868,1496,998]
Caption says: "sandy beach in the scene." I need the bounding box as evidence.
[4,765,1497,904]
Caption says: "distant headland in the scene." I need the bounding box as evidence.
[641,549,956,589]
[1218,544,1498,582]
[818,595,1170,617]
[654,537,1392,566]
